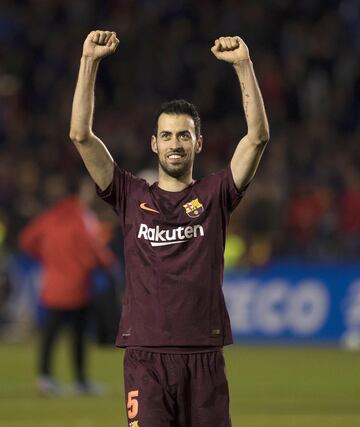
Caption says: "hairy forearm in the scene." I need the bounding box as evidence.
[233,59,269,143]
[70,56,100,141]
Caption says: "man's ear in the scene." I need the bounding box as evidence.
[195,135,203,154]
[151,135,158,153]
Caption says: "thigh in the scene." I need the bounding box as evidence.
[43,308,63,337]
[123,349,176,427]
[71,307,88,334]
[184,351,231,427]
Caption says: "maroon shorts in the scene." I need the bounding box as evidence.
[123,347,231,427]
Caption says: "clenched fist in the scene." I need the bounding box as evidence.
[211,36,250,64]
[82,30,119,60]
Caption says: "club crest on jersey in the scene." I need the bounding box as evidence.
[129,421,139,427]
[183,198,204,218]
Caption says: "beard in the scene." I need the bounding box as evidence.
[158,154,193,179]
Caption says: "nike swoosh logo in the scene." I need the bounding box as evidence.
[140,202,160,214]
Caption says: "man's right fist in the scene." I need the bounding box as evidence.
[82,30,119,60]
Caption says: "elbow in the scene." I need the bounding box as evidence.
[260,131,270,145]
[248,129,270,146]
[69,129,91,144]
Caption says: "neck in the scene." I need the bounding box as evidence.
[157,166,193,192]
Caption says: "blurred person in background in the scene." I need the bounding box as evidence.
[69,30,268,426]
[18,176,115,395]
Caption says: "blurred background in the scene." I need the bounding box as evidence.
[0,0,359,426]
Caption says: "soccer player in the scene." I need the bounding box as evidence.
[19,178,115,395]
[70,30,269,427]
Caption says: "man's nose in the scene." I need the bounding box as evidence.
[169,137,181,149]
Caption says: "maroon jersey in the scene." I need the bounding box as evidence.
[96,163,247,347]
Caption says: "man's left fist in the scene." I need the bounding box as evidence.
[211,36,250,64]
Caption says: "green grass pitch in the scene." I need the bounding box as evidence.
[0,339,359,427]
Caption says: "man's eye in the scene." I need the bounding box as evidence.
[180,134,190,140]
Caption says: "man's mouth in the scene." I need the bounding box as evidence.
[167,153,185,162]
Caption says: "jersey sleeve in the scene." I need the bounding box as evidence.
[95,163,139,227]
[19,214,47,259]
[218,164,250,215]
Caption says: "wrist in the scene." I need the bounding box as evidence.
[81,55,101,65]
[232,58,252,69]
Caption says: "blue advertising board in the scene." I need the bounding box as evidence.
[224,262,360,344]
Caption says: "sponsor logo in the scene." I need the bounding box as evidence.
[225,279,329,335]
[342,280,360,349]
[137,223,204,247]
[140,202,160,214]
[183,198,204,218]
[129,421,139,427]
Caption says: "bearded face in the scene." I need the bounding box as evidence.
[151,114,202,179]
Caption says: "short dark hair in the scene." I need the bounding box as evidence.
[154,99,201,139]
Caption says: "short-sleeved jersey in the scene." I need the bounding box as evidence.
[96,164,247,347]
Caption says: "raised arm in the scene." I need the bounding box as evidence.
[70,30,119,191]
[211,36,270,191]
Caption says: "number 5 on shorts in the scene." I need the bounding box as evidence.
[127,390,139,419]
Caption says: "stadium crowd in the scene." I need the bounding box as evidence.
[0,0,359,266]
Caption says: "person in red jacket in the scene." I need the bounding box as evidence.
[19,177,115,395]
